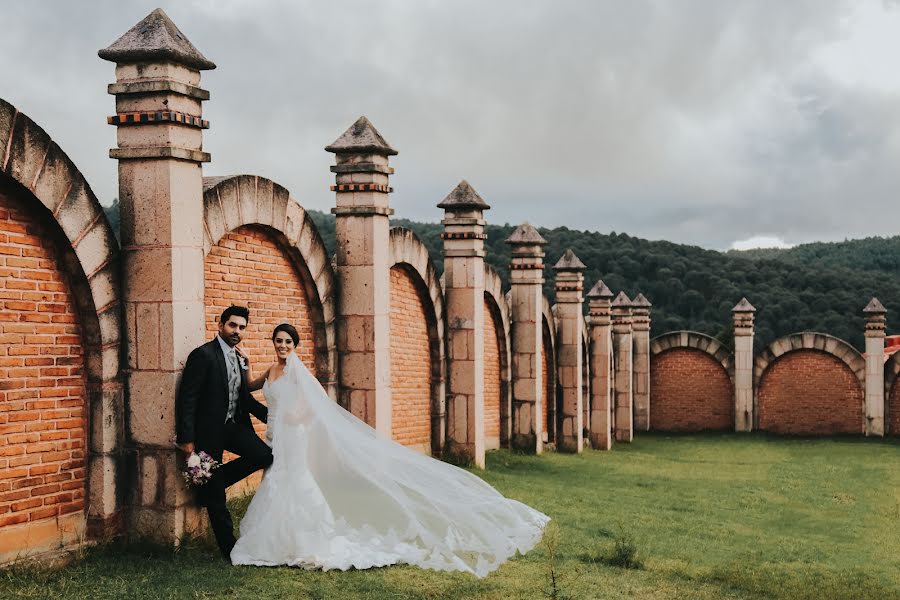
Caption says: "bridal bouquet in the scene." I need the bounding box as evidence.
[182,451,219,487]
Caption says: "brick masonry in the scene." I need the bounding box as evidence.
[650,348,732,431]
[758,350,864,435]
[204,225,317,456]
[888,379,900,435]
[0,189,87,530]
[484,299,501,447]
[389,266,432,452]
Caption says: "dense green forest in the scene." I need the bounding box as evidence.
[101,201,899,352]
[310,210,899,352]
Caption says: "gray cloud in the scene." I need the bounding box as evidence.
[2,0,897,249]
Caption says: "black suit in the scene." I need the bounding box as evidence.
[176,338,272,559]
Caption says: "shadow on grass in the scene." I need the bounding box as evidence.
[680,562,897,600]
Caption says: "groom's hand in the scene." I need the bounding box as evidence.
[177,442,194,457]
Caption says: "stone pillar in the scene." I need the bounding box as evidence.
[506,223,548,454]
[326,117,396,436]
[732,297,756,432]
[99,9,214,542]
[863,298,887,437]
[439,181,489,467]
[611,292,634,442]
[552,249,586,453]
[587,281,614,450]
[631,293,652,431]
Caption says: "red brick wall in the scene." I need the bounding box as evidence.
[542,320,552,439]
[758,350,864,435]
[205,225,317,448]
[650,348,732,431]
[0,189,86,530]
[389,266,432,451]
[483,299,501,446]
[888,378,900,435]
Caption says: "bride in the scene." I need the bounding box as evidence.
[229,323,549,577]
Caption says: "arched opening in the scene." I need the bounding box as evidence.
[389,265,435,454]
[0,178,90,557]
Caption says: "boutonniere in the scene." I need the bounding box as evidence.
[237,354,248,371]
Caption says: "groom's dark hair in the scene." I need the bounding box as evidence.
[220,305,250,324]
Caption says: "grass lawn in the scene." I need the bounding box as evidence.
[4,433,900,599]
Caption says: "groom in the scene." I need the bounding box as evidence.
[175,305,272,560]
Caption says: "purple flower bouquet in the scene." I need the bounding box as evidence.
[182,450,219,487]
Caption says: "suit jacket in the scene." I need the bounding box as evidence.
[175,338,268,458]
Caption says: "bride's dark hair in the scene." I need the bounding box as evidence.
[272,323,300,346]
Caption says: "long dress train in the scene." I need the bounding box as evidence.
[229,353,549,577]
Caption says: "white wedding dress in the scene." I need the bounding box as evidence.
[229,353,549,577]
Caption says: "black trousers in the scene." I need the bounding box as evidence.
[202,421,273,560]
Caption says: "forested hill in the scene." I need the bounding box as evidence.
[727,237,900,276]
[309,210,899,352]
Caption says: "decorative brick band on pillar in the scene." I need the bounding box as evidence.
[864,297,887,437]
[326,117,396,436]
[732,297,755,432]
[553,249,586,453]
[506,223,548,454]
[631,293,652,432]
[611,292,634,442]
[587,281,614,450]
[439,181,489,467]
[99,8,214,542]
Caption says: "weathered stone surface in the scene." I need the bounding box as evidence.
[505,222,547,245]
[732,297,756,312]
[0,98,16,161]
[437,180,490,210]
[553,248,586,271]
[5,113,51,192]
[98,8,216,70]
[587,280,614,299]
[864,297,886,314]
[326,116,397,156]
[632,293,652,307]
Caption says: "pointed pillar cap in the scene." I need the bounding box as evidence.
[863,297,887,314]
[437,180,490,210]
[732,297,756,313]
[553,248,586,271]
[611,291,632,307]
[505,222,547,245]
[325,116,397,155]
[98,8,216,70]
[587,280,614,299]
[632,293,652,307]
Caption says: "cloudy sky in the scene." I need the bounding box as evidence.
[3,1,899,250]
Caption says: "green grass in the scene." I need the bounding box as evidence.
[4,433,900,599]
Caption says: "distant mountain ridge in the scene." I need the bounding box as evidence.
[309,210,900,353]
[105,196,900,350]
[102,198,899,354]
[727,236,900,276]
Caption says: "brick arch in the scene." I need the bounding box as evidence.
[202,175,336,397]
[753,333,865,390]
[389,228,446,455]
[204,225,320,478]
[650,331,734,379]
[0,99,123,560]
[648,332,734,432]
[484,265,511,449]
[756,334,865,435]
[884,353,900,435]
[542,295,557,443]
